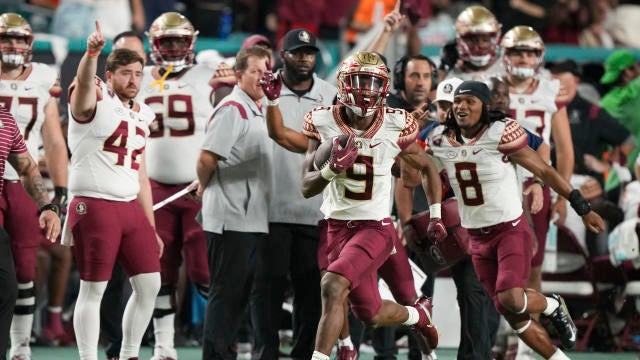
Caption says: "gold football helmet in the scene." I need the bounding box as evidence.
[500,26,545,78]
[0,13,33,65]
[454,6,501,68]
[337,52,390,117]
[146,12,199,70]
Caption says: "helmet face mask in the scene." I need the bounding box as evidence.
[337,52,389,117]
[500,26,545,79]
[0,13,33,66]
[455,6,501,68]
[147,12,198,71]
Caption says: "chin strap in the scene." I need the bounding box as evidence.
[150,64,174,92]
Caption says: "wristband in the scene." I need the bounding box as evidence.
[320,164,338,181]
[568,189,591,216]
[533,179,545,188]
[429,203,441,219]
[86,50,101,57]
[38,203,60,216]
[267,98,279,106]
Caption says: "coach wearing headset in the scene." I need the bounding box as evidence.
[386,54,438,129]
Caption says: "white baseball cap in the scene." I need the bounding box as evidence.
[434,77,464,103]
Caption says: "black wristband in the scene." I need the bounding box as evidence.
[568,189,591,216]
[38,203,60,216]
[533,179,545,188]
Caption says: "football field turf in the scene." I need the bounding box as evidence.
[25,346,640,359]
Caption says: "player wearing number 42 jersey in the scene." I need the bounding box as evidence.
[140,12,213,360]
[63,22,162,360]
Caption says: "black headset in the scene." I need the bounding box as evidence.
[392,54,438,92]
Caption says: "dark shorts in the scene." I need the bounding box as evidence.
[68,197,161,281]
[0,181,47,282]
[467,214,533,314]
[326,218,395,321]
[151,180,209,285]
[524,178,551,266]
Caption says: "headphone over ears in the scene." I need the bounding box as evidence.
[393,54,439,92]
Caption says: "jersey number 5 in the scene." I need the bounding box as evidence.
[103,121,145,170]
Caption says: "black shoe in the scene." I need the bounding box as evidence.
[547,294,577,350]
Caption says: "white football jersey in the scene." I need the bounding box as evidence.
[138,64,214,184]
[507,77,559,144]
[425,119,528,228]
[68,78,155,201]
[303,105,418,221]
[0,62,60,181]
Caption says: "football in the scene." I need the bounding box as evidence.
[313,134,350,170]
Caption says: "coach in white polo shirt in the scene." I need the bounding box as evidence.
[196,45,273,360]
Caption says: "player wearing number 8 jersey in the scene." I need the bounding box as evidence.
[425,81,603,360]
[63,21,162,360]
[301,52,445,360]
[140,13,213,359]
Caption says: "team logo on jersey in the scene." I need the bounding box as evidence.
[518,97,525,104]
[446,151,457,159]
[10,83,17,90]
[76,202,87,215]
[461,150,467,157]
[355,140,363,149]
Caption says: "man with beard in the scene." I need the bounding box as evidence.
[256,28,337,360]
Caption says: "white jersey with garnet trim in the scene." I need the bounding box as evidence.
[425,119,528,229]
[1,62,61,181]
[302,105,418,221]
[507,77,560,145]
[139,63,215,184]
[68,78,155,201]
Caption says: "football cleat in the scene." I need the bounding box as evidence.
[336,345,358,360]
[546,294,577,350]
[410,297,439,353]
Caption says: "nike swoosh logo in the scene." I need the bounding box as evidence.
[24,87,33,91]
[472,149,482,155]
[337,154,351,162]
[458,89,471,93]
[381,220,391,226]
[370,142,382,148]
[512,219,521,227]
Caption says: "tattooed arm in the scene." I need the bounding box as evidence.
[8,151,61,241]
